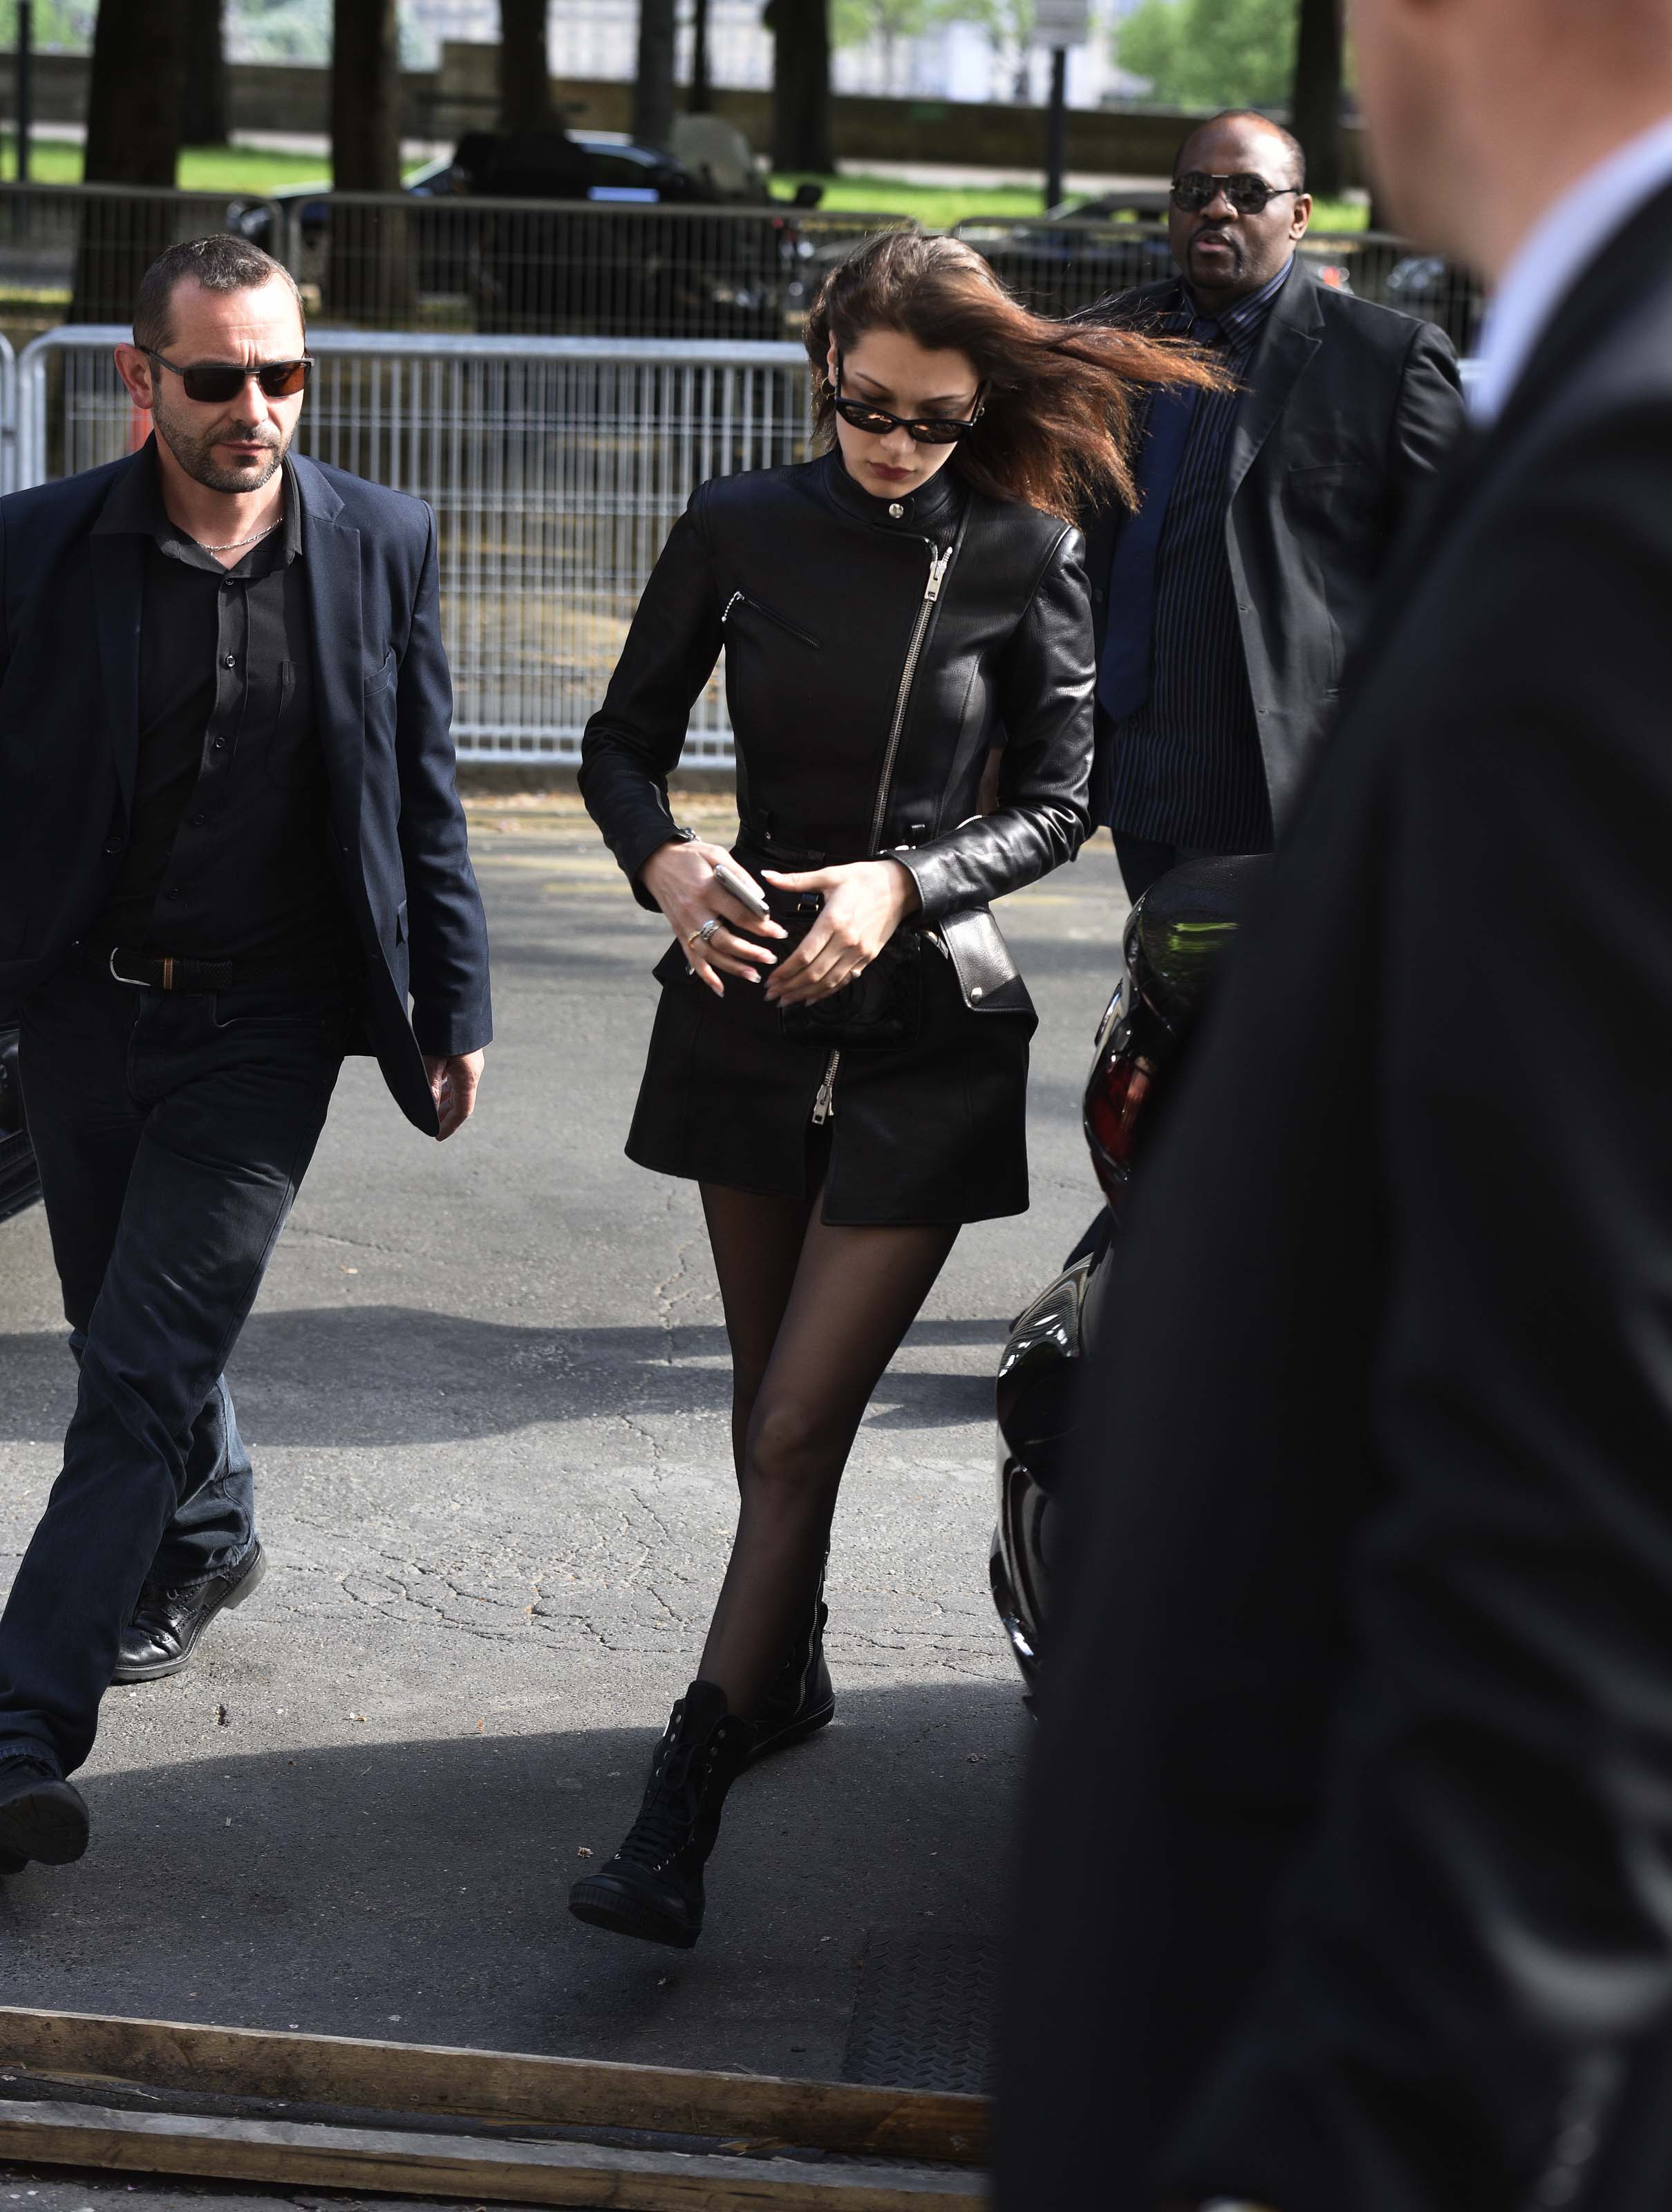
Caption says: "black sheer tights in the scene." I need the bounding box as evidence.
[695,1171,958,1721]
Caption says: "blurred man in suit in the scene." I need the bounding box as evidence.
[1087,109,1462,901]
[998,3,1672,2209]
[0,238,491,1876]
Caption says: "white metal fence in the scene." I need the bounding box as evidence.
[14,327,815,765]
[0,337,15,497]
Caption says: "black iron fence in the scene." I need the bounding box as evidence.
[0,180,1483,355]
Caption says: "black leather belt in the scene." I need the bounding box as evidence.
[92,945,355,995]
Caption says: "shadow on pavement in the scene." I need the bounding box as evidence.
[0,1309,1013,1447]
[0,1678,1031,2085]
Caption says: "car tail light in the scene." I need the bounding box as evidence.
[1084,1040,1152,1210]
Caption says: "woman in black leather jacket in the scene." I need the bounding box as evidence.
[572,231,1213,1951]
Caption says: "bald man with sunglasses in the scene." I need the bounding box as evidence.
[1081,109,1465,901]
[0,236,490,1874]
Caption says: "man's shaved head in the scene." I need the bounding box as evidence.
[1350,0,1672,276]
[1176,111,1308,194]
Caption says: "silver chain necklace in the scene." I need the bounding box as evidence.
[196,514,283,554]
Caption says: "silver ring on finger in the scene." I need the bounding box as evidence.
[687,916,722,947]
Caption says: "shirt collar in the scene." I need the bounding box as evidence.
[93,436,302,565]
[1182,253,1296,341]
[1471,111,1672,427]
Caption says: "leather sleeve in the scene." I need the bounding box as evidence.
[1155,400,1672,2212]
[395,503,494,1058]
[579,490,724,913]
[1385,318,1467,533]
[894,527,1095,920]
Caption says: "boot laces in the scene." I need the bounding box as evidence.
[614,1716,720,1871]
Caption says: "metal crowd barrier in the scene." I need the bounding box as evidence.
[0,337,15,496]
[952,216,1483,352]
[222,190,912,340]
[15,326,811,765]
[0,182,283,334]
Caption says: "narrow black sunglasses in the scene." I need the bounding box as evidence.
[833,362,984,445]
[1171,171,1302,216]
[144,350,313,403]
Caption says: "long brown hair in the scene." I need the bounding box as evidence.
[804,229,1224,522]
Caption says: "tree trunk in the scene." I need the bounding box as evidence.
[766,0,833,175]
[330,0,413,324]
[1291,0,1344,203]
[182,0,231,146]
[689,0,713,113]
[634,0,677,151]
[499,0,554,133]
[74,1,191,321]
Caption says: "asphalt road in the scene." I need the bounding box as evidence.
[0,795,1127,2209]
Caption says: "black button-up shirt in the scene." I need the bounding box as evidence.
[1105,257,1293,853]
[90,440,355,966]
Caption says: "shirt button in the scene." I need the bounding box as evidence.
[191,813,207,827]
[223,654,236,668]
[167,888,182,901]
[212,738,227,751]
[104,838,122,855]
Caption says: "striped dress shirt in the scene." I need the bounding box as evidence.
[1104,257,1294,852]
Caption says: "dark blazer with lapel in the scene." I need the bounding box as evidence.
[997,182,1672,2211]
[0,447,491,1135]
[1083,257,1464,827]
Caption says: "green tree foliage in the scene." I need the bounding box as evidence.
[1116,0,1298,111]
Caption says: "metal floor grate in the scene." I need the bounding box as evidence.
[841,1928,995,2097]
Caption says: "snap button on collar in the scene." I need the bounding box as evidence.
[887,500,905,519]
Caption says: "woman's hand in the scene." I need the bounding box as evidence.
[760,859,920,1007]
[639,836,788,998]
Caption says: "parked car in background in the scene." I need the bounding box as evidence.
[228,130,824,340]
[0,1026,41,1225]
[990,856,1267,1696]
[1372,252,1485,354]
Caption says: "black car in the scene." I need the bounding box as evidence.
[229,131,820,339]
[990,856,1266,1694]
[0,1025,41,1225]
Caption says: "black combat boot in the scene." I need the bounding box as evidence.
[749,1579,834,1764]
[569,1680,755,1949]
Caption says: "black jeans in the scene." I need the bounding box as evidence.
[0,957,349,1776]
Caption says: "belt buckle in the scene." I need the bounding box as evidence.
[108,950,175,990]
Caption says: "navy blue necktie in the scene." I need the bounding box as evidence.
[1096,315,1219,724]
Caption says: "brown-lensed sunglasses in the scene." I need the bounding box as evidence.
[144,350,313,403]
[832,361,984,445]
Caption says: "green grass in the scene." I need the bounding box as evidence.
[1,136,1369,233]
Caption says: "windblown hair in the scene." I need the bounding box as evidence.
[803,229,1225,522]
[133,236,306,354]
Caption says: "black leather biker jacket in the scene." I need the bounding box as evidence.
[580,448,1096,929]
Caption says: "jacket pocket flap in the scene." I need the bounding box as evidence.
[935,906,1026,1011]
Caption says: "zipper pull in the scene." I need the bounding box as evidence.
[721,590,744,625]
[924,545,952,603]
[811,1050,840,1125]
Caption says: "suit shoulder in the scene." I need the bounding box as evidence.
[0,451,133,534]
[1318,280,1458,363]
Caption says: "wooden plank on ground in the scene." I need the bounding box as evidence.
[0,2007,987,2164]
[0,2098,986,2211]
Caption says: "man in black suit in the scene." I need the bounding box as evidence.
[1086,109,1463,901]
[0,238,491,1875]
[998,1,1672,2207]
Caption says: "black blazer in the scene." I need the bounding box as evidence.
[0,447,491,1135]
[997,184,1672,2209]
[1083,258,1464,827]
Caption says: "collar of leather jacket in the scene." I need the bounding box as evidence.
[817,447,966,534]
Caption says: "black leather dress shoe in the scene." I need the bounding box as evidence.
[0,1759,89,1873]
[113,1540,267,1685]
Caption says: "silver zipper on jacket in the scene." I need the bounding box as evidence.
[811,538,954,1130]
[865,541,953,852]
